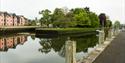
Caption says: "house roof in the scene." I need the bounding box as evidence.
[0,11,28,20]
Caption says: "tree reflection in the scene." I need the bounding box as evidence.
[38,39,52,54]
[38,33,98,57]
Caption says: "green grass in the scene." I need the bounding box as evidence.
[39,28,97,31]
[37,28,97,34]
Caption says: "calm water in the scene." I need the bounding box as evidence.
[0,33,98,63]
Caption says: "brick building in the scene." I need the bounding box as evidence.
[0,11,28,26]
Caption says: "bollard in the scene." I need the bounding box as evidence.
[108,29,112,39]
[102,30,105,42]
[98,29,105,45]
[113,30,116,36]
[65,40,76,63]
[116,29,120,35]
[99,30,103,44]
[111,29,113,37]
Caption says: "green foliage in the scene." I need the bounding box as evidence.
[39,9,51,26]
[106,20,112,27]
[114,21,120,29]
[51,8,65,21]
[28,20,36,26]
[72,8,90,26]
[39,33,98,54]
[51,8,77,27]
[39,7,100,28]
[89,12,99,27]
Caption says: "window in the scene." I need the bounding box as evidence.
[2,43,3,45]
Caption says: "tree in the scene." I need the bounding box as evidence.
[38,7,100,28]
[88,12,99,27]
[39,9,51,26]
[30,20,36,26]
[99,13,106,27]
[72,8,90,27]
[51,8,65,22]
[106,20,112,27]
[52,8,76,27]
[114,21,120,29]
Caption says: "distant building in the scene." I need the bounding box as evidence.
[0,11,28,26]
[0,12,4,26]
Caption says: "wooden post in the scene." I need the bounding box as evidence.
[65,40,76,63]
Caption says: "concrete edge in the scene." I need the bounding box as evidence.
[77,33,120,63]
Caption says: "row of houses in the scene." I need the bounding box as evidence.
[0,35,27,51]
[0,11,28,26]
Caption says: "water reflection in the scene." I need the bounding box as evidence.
[37,33,98,58]
[38,39,52,54]
[0,33,98,63]
[0,34,27,51]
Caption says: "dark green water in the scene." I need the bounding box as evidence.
[0,33,98,63]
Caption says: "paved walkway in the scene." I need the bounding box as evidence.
[93,32,125,63]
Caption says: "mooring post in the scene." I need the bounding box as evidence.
[111,29,113,37]
[99,30,104,44]
[113,29,116,36]
[108,29,112,39]
[99,30,102,44]
[98,27,105,45]
[65,39,76,63]
[102,29,105,42]
[117,28,120,35]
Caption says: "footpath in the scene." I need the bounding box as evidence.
[93,32,125,63]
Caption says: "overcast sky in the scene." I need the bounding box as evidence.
[0,0,125,24]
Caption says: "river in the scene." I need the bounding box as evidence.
[0,33,99,63]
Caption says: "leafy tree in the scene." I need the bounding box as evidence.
[51,8,65,22]
[99,13,106,27]
[52,8,76,27]
[114,21,120,29]
[38,7,100,28]
[106,20,112,27]
[88,12,99,27]
[28,20,36,26]
[72,8,90,27]
[39,9,51,26]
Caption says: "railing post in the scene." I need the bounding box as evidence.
[65,40,76,63]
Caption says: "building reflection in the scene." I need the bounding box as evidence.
[38,34,98,56]
[0,35,27,52]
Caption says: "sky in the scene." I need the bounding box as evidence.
[0,0,125,24]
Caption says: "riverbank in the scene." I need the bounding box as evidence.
[0,26,40,34]
[36,28,97,35]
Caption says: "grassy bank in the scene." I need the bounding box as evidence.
[36,28,97,35]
